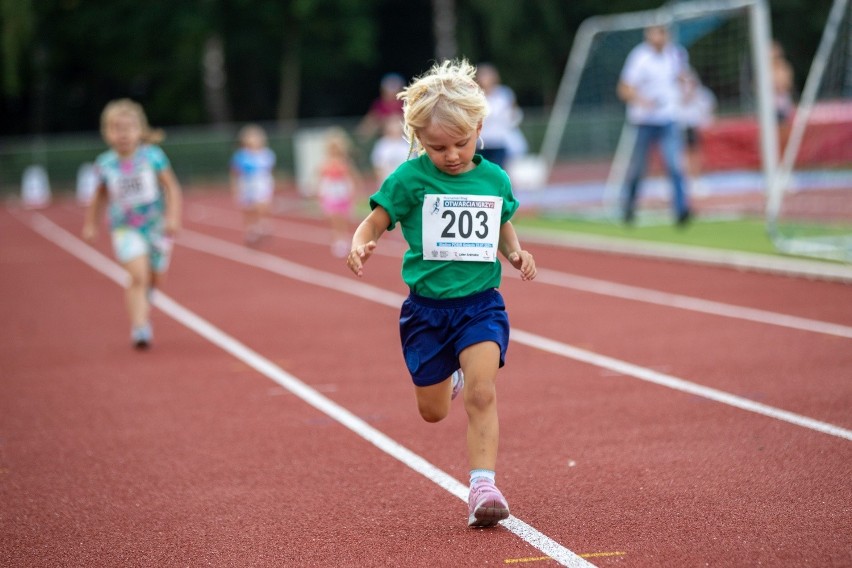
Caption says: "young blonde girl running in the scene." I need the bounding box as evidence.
[316,128,361,257]
[346,59,537,527]
[83,99,182,349]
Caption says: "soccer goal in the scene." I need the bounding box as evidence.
[766,0,852,262]
[535,0,778,226]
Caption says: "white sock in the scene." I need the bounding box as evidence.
[470,469,496,487]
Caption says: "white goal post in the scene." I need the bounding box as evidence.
[766,0,852,262]
[537,0,778,221]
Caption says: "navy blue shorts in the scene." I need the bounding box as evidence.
[399,288,510,387]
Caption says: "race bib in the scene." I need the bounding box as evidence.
[422,194,502,262]
[109,167,159,206]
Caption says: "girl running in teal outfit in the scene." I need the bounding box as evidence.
[346,59,537,527]
[83,99,183,349]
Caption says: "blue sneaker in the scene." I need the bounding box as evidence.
[451,369,464,400]
[131,323,153,350]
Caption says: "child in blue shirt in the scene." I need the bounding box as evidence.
[231,124,276,245]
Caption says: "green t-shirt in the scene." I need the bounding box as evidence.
[370,154,519,299]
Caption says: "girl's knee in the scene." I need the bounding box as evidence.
[418,403,449,423]
[127,272,149,289]
[414,378,453,423]
[464,381,496,413]
[150,271,165,288]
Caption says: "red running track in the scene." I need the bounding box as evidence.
[1,191,851,567]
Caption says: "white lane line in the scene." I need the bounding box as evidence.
[175,227,852,443]
[188,203,852,339]
[534,269,852,339]
[188,203,342,247]
[179,229,405,307]
[24,212,594,568]
[187,203,409,256]
[510,329,852,442]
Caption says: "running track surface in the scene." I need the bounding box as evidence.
[2,190,850,567]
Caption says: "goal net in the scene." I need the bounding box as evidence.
[536,0,778,226]
[767,0,852,262]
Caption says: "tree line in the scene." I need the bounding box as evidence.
[0,0,831,136]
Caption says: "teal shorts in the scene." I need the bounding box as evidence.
[111,227,173,273]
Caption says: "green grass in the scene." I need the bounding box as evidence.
[514,214,782,256]
[353,198,852,263]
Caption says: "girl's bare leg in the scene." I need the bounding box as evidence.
[414,374,455,423]
[256,202,270,233]
[242,209,255,242]
[459,341,501,472]
[330,214,351,256]
[123,256,151,327]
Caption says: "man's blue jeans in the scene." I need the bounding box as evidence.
[622,121,689,222]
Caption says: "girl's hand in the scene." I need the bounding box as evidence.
[165,215,181,235]
[347,241,377,277]
[508,250,537,281]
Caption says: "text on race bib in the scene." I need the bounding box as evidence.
[421,194,502,262]
[108,166,159,206]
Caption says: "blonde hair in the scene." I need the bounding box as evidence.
[100,98,165,145]
[324,127,352,158]
[398,59,488,157]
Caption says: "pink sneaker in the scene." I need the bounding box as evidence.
[451,370,464,400]
[468,479,509,527]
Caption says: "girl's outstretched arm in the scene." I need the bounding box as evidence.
[347,206,390,277]
[498,221,537,281]
[82,183,108,241]
[158,168,183,235]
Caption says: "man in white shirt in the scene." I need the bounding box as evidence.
[476,63,527,169]
[617,25,691,226]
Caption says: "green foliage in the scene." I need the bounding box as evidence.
[0,0,34,96]
[0,0,834,135]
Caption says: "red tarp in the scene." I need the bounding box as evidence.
[700,100,852,171]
